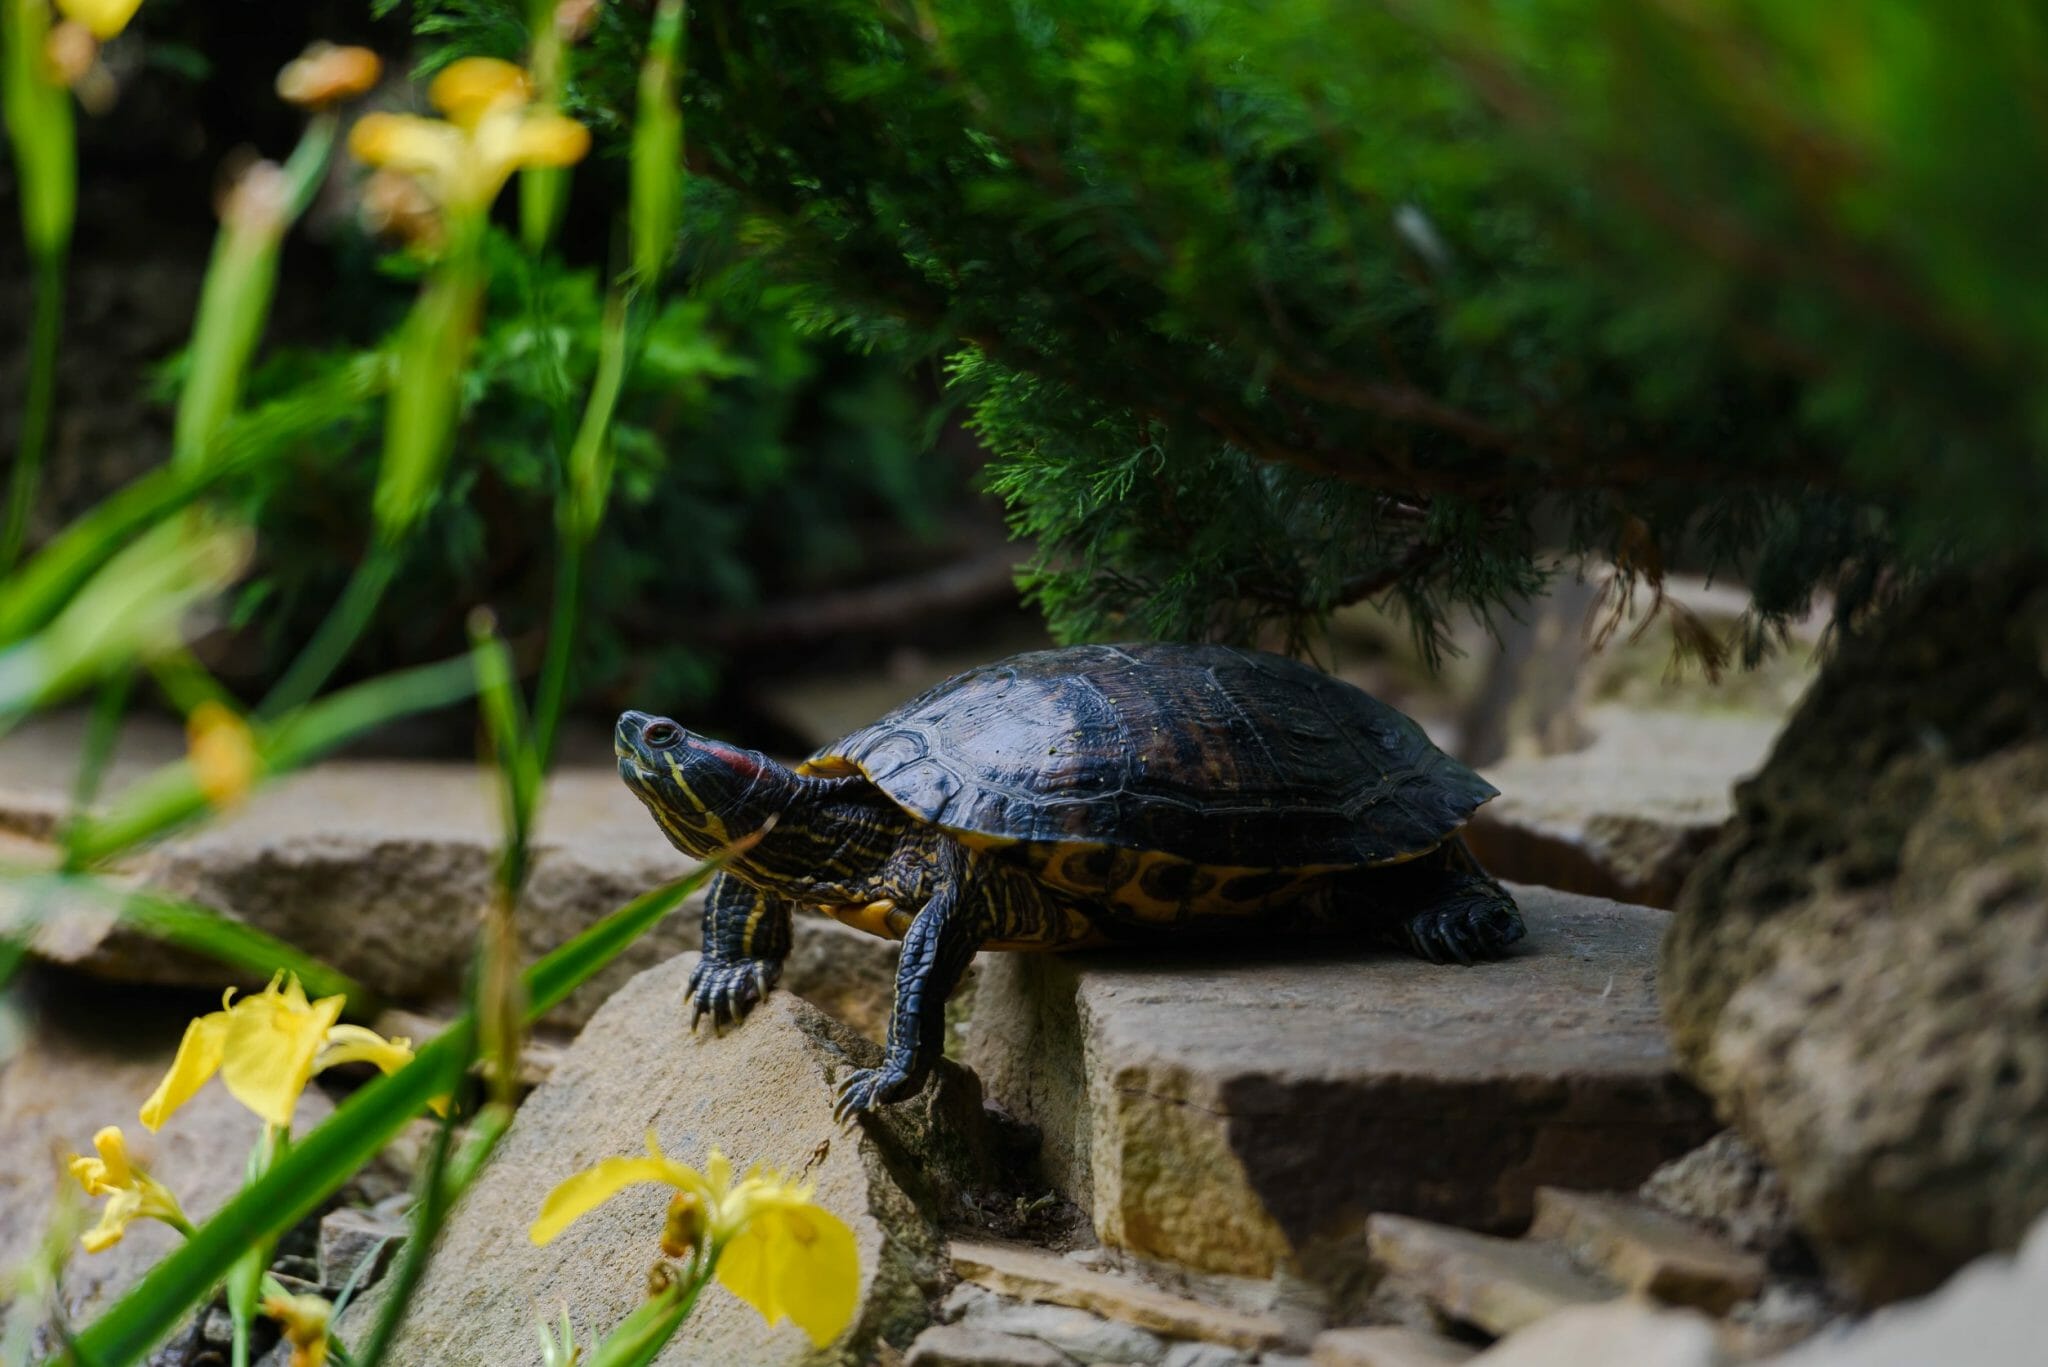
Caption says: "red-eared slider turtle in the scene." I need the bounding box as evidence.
[616,642,1523,1116]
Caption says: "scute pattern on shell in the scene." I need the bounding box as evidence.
[813,643,1497,869]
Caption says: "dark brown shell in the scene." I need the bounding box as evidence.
[811,643,1496,869]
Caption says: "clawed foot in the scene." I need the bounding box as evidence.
[687,955,780,1030]
[832,1064,920,1123]
[1401,896,1525,966]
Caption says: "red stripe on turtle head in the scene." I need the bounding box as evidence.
[692,738,764,779]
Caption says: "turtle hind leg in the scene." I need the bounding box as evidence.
[1386,838,1525,966]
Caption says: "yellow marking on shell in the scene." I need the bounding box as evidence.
[1030,842,1354,923]
[820,900,911,941]
[949,828,1021,851]
[796,754,863,778]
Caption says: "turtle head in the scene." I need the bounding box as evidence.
[615,710,793,858]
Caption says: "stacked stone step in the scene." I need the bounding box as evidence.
[1311,1188,1765,1365]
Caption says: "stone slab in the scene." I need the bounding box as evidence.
[1366,1215,1615,1337]
[1468,1299,1727,1367]
[905,1322,1073,1367]
[952,1239,1292,1350]
[964,886,1716,1282]
[358,952,989,1365]
[1528,1188,1763,1313]
[1465,708,1777,909]
[1312,1325,1478,1366]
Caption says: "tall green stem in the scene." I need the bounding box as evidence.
[3,251,64,572]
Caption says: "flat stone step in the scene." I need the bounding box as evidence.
[950,1240,1292,1351]
[1529,1188,1765,1313]
[1365,1215,1617,1338]
[963,886,1716,1289]
[1312,1325,1479,1366]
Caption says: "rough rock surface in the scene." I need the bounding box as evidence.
[0,971,333,1352]
[1663,568,2048,1303]
[905,1322,1075,1367]
[965,886,1714,1288]
[0,716,902,1033]
[1640,1132,1800,1262]
[359,952,989,1365]
[1364,1215,1614,1338]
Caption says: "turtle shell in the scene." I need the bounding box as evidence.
[804,642,1496,870]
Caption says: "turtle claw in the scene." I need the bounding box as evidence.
[1400,896,1524,966]
[686,955,781,1032]
[832,1064,916,1123]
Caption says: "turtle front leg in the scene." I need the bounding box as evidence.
[689,871,793,1029]
[834,850,981,1120]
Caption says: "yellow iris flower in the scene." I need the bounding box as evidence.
[348,56,588,220]
[53,0,142,41]
[531,1136,860,1348]
[140,973,422,1132]
[262,1291,333,1367]
[67,1126,191,1252]
[186,700,261,809]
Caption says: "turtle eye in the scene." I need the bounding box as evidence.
[642,719,682,749]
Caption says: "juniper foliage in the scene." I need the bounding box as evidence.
[423,0,2047,661]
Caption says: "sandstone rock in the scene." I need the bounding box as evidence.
[941,1284,1167,1365]
[1765,1210,2048,1367]
[905,1322,1075,1367]
[1467,1299,1726,1367]
[1528,1189,1763,1314]
[0,714,901,1033]
[1640,1132,1799,1261]
[1161,1341,1253,1367]
[316,1205,405,1292]
[953,1240,1292,1351]
[1311,1325,1477,1366]
[965,886,1714,1287]
[357,952,987,1365]
[1661,569,2048,1304]
[0,971,333,1353]
[1364,1215,1615,1338]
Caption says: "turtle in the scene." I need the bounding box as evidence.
[614,641,1524,1118]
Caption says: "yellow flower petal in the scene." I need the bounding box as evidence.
[314,1023,414,1075]
[508,113,590,169]
[276,42,382,108]
[717,1204,860,1347]
[429,56,528,126]
[349,112,464,180]
[53,0,141,41]
[140,1010,230,1132]
[187,701,260,809]
[529,1152,704,1247]
[218,978,345,1129]
[262,1291,333,1367]
[80,1187,142,1253]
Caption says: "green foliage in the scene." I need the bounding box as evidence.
[222,233,944,704]
[410,0,2045,658]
